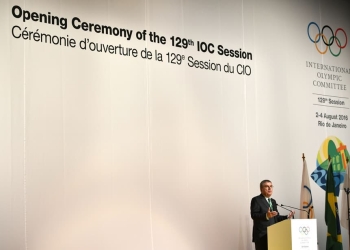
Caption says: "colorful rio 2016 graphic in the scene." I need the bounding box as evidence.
[311,136,349,196]
[307,22,348,57]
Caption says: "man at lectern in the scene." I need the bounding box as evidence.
[250,180,295,250]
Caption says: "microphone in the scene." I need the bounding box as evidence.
[276,204,294,219]
[280,204,310,219]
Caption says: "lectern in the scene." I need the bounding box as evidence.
[267,219,317,250]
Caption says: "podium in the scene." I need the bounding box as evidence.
[267,219,317,250]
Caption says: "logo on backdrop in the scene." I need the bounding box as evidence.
[307,22,348,57]
[311,136,349,196]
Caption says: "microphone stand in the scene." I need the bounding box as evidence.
[277,204,294,219]
[280,204,310,218]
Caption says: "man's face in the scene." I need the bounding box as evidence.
[261,182,273,197]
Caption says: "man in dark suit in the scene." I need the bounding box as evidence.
[250,180,295,250]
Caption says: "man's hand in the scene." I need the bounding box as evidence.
[287,210,295,219]
[266,208,278,219]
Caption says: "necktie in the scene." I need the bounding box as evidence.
[268,198,273,211]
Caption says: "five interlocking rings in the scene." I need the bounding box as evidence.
[307,22,348,57]
[299,226,310,235]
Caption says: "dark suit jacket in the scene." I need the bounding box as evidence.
[250,194,288,242]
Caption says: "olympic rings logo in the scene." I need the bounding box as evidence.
[299,226,310,235]
[307,22,348,57]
